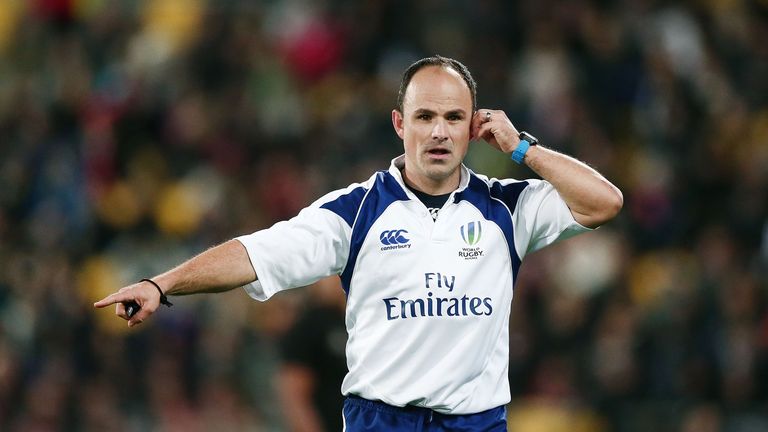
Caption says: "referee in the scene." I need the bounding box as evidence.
[95,55,622,431]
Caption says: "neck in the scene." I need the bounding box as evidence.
[401,169,461,195]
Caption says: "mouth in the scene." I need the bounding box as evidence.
[426,147,452,160]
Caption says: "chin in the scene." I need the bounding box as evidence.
[424,166,457,181]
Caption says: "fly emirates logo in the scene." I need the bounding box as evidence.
[382,272,493,320]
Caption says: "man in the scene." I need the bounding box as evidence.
[277,277,348,432]
[95,55,623,431]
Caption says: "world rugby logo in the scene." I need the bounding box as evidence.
[460,221,482,246]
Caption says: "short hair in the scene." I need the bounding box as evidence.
[396,55,477,113]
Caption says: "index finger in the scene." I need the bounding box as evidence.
[94,291,135,308]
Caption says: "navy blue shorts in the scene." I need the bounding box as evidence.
[342,395,507,431]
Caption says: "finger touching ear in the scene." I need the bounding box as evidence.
[470,110,485,141]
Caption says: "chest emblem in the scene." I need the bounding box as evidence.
[379,229,412,251]
[459,221,484,260]
[460,221,482,246]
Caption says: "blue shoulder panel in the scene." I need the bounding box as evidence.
[339,171,409,295]
[454,176,529,282]
[320,186,368,228]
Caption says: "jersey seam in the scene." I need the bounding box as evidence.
[486,195,519,277]
[338,185,375,276]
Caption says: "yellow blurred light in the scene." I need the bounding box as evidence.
[507,399,607,432]
[0,0,23,55]
[154,181,204,236]
[77,255,130,334]
[96,180,143,229]
[142,0,203,55]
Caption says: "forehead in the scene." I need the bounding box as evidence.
[403,66,472,112]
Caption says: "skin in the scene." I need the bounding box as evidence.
[392,66,473,195]
[93,239,254,327]
[94,65,623,327]
[394,65,623,227]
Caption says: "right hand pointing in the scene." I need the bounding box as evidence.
[93,281,162,327]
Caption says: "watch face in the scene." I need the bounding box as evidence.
[520,131,538,145]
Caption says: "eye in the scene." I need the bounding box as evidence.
[447,114,463,121]
[417,113,432,121]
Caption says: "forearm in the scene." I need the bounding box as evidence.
[524,146,623,228]
[154,239,257,296]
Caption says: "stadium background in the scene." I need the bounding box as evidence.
[0,0,767,430]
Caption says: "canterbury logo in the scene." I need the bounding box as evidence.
[460,221,482,246]
[380,229,410,245]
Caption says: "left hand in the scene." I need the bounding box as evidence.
[470,109,521,153]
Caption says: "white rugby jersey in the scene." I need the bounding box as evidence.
[236,155,590,414]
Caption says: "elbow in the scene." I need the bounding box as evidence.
[596,186,624,226]
[578,186,623,228]
[606,186,624,220]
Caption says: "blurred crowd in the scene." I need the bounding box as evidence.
[0,0,767,431]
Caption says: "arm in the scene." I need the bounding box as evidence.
[472,109,623,228]
[523,146,623,228]
[93,239,256,327]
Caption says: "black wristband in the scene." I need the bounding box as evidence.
[140,278,173,307]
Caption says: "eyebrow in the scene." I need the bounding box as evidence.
[413,108,467,117]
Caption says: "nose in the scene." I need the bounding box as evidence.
[431,119,448,142]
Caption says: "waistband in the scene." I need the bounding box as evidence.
[345,395,438,418]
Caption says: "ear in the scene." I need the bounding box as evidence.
[392,109,404,140]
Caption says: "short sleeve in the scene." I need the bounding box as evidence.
[236,206,352,301]
[511,179,593,257]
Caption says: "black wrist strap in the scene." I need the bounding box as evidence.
[140,278,173,307]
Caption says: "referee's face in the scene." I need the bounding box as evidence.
[392,66,472,195]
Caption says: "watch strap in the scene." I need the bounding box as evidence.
[510,139,531,164]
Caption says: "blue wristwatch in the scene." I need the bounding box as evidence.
[510,131,538,164]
